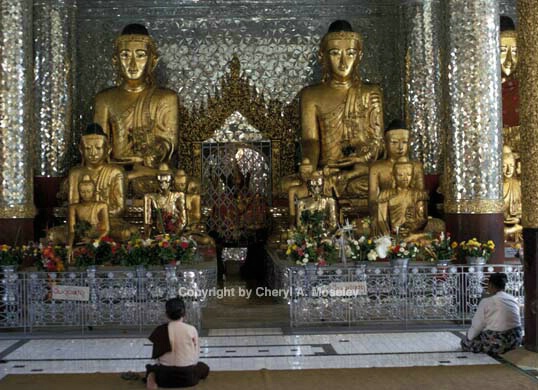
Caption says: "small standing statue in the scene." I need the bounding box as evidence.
[144,164,186,236]
[377,162,428,237]
[296,172,338,231]
[287,158,314,226]
[503,146,522,242]
[67,175,110,263]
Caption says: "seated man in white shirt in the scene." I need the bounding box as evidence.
[146,298,209,389]
[461,272,523,355]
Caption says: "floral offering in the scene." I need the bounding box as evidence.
[424,232,457,262]
[72,236,122,267]
[459,238,495,260]
[286,230,338,266]
[39,244,67,272]
[0,244,23,267]
[346,236,377,262]
[388,239,420,260]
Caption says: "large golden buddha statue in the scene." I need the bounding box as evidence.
[93,24,179,193]
[369,120,425,235]
[300,20,384,197]
[502,146,522,242]
[68,124,138,241]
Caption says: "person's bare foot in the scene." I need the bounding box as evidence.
[146,372,158,389]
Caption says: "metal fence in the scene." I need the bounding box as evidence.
[268,257,524,327]
[0,265,217,333]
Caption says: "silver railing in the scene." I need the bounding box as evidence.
[267,255,524,327]
[0,264,217,332]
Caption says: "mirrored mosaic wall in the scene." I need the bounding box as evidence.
[73,0,401,150]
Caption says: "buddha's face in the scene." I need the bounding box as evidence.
[157,174,172,192]
[175,175,187,192]
[117,40,150,81]
[325,39,359,81]
[500,34,517,78]
[78,182,95,202]
[386,130,410,159]
[299,163,313,181]
[394,165,413,189]
[503,155,516,178]
[81,135,107,166]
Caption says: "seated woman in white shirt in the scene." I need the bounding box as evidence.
[146,298,209,389]
[461,272,523,355]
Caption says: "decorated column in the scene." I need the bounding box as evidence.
[33,0,76,236]
[444,0,504,263]
[517,0,538,353]
[0,0,36,244]
[401,0,444,212]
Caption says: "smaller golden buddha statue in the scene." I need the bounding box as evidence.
[296,172,338,231]
[299,20,384,198]
[144,164,186,236]
[93,24,179,195]
[369,120,425,235]
[49,123,137,243]
[287,158,314,226]
[184,180,214,246]
[503,146,522,242]
[377,161,428,237]
[67,175,110,264]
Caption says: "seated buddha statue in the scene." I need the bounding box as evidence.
[299,20,384,198]
[296,172,338,231]
[377,162,428,237]
[93,23,179,196]
[70,123,139,240]
[369,120,425,235]
[144,164,186,236]
[67,175,110,253]
[502,146,522,242]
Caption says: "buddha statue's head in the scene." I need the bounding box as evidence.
[500,16,517,79]
[78,175,96,202]
[503,145,516,178]
[299,158,314,181]
[385,120,410,160]
[319,20,362,83]
[157,163,173,192]
[393,162,414,190]
[113,23,159,86]
[187,179,199,195]
[80,123,110,167]
[174,169,188,192]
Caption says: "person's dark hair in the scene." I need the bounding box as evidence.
[121,23,149,36]
[489,272,508,291]
[385,119,408,134]
[165,297,186,320]
[500,16,515,32]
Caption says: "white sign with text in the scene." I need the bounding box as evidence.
[51,285,90,301]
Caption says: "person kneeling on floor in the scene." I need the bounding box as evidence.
[146,297,210,388]
[461,272,523,355]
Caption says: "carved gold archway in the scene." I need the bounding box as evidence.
[178,55,299,196]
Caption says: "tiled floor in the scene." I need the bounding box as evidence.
[0,328,504,380]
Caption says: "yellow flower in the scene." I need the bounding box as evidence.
[291,244,297,250]
[1,244,9,252]
[286,248,291,255]
[451,242,458,249]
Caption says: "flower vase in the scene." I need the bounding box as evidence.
[1,265,17,305]
[164,263,177,279]
[390,258,409,268]
[466,256,486,266]
[436,259,452,267]
[135,265,146,279]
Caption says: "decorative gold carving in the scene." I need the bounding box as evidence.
[444,199,504,214]
[178,55,298,196]
[518,0,538,228]
[0,204,36,219]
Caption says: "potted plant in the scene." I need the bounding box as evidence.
[0,244,23,270]
[425,232,457,266]
[388,239,419,268]
[459,238,495,265]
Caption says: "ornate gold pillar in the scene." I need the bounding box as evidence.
[0,0,36,244]
[443,0,504,262]
[518,0,538,353]
[33,0,76,236]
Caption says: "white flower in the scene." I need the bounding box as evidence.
[404,250,409,256]
[358,236,366,244]
[92,240,100,248]
[287,239,294,246]
[374,236,391,258]
[296,260,302,265]
[302,258,309,264]
[304,253,309,258]
[142,238,153,247]
[440,231,445,241]
[367,249,377,261]
[399,247,405,253]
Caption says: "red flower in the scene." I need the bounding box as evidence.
[162,241,170,248]
[318,259,326,266]
[180,242,189,249]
